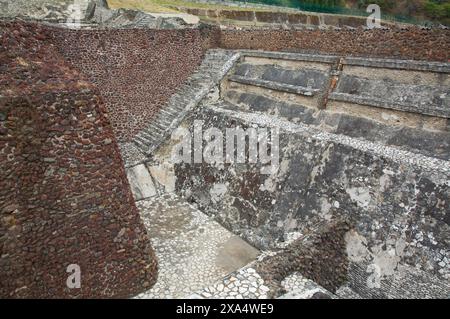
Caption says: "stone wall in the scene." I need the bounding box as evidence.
[220,28,450,62]
[49,25,449,146]
[177,6,391,28]
[137,47,449,297]
[0,0,93,22]
[222,51,450,161]
[0,20,157,298]
[150,105,450,298]
[49,25,218,143]
[45,25,450,146]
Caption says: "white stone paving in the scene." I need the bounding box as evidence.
[193,267,271,299]
[135,193,259,299]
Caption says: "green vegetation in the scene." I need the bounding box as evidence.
[107,0,278,13]
[424,0,450,20]
[107,0,450,25]
[239,0,450,25]
[107,0,177,13]
[356,0,450,24]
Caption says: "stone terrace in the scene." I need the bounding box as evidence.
[126,49,450,299]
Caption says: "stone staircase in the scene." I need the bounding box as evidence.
[131,49,240,158]
[221,50,450,160]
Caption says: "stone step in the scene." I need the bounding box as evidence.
[228,75,320,97]
[134,135,154,148]
[131,49,240,155]
[132,138,148,152]
[145,123,165,135]
[155,116,173,127]
[140,130,161,143]
[158,108,177,117]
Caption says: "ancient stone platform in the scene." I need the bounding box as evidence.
[123,49,450,299]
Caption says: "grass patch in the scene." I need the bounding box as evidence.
[107,0,279,13]
[107,0,178,13]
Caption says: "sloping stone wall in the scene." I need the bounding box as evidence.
[0,20,157,298]
[49,25,219,142]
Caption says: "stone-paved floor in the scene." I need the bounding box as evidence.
[191,266,271,299]
[134,194,259,299]
[132,193,373,299]
[278,273,336,299]
[133,194,358,299]
[190,258,342,299]
[190,262,340,299]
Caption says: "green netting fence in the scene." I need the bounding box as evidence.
[227,0,433,25]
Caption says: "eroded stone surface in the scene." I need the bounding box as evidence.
[146,102,449,298]
[126,164,157,200]
[120,48,450,299]
[2,15,450,299]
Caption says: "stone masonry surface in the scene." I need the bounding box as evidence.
[148,102,449,297]
[220,28,450,62]
[223,50,450,160]
[0,20,157,298]
[1,15,450,299]
[114,45,448,299]
[126,49,239,166]
[48,24,219,142]
[42,22,450,147]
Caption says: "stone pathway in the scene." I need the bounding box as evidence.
[190,257,345,299]
[192,266,271,299]
[133,193,341,300]
[278,273,336,299]
[135,193,259,299]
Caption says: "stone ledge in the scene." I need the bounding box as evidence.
[228,75,320,97]
[208,104,450,174]
[240,50,339,64]
[222,90,450,160]
[329,92,450,119]
[343,57,450,73]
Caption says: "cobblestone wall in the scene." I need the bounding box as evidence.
[0,21,157,298]
[49,25,219,142]
[46,25,450,145]
[220,28,450,62]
